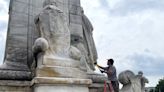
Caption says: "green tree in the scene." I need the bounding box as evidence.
[155,78,164,92]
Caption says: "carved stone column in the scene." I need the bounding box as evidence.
[0,0,33,80]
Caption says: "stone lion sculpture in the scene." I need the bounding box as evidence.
[118,70,142,92]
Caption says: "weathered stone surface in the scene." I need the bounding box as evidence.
[33,77,91,92]
[69,5,82,15]
[34,85,89,92]
[0,70,31,80]
[69,23,83,37]
[0,80,31,92]
[32,77,92,85]
[36,66,87,78]
[70,14,82,24]
[69,0,80,6]
[0,0,33,80]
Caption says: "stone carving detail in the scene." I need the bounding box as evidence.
[82,10,98,71]
[119,70,149,92]
[71,9,98,72]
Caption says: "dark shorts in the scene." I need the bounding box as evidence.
[111,81,119,92]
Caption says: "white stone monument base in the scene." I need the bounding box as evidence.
[33,77,92,92]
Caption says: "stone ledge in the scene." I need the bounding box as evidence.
[32,77,92,85]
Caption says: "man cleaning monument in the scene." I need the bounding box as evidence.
[96,59,119,92]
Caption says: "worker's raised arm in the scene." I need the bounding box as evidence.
[96,64,108,70]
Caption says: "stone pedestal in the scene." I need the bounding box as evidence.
[32,52,93,92]
[35,53,88,78]
[32,77,92,92]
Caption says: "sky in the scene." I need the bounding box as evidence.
[81,0,164,87]
[0,0,9,64]
[0,0,164,87]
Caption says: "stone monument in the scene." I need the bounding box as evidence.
[0,0,107,92]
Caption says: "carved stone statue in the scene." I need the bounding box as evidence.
[81,10,98,71]
[34,0,70,58]
[69,8,98,73]
[34,0,81,62]
[118,70,142,92]
[32,0,89,79]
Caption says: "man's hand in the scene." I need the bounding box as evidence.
[94,62,100,67]
[97,64,101,68]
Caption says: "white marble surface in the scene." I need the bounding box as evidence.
[34,85,89,92]
[33,77,91,92]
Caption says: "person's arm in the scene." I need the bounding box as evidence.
[96,64,107,70]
